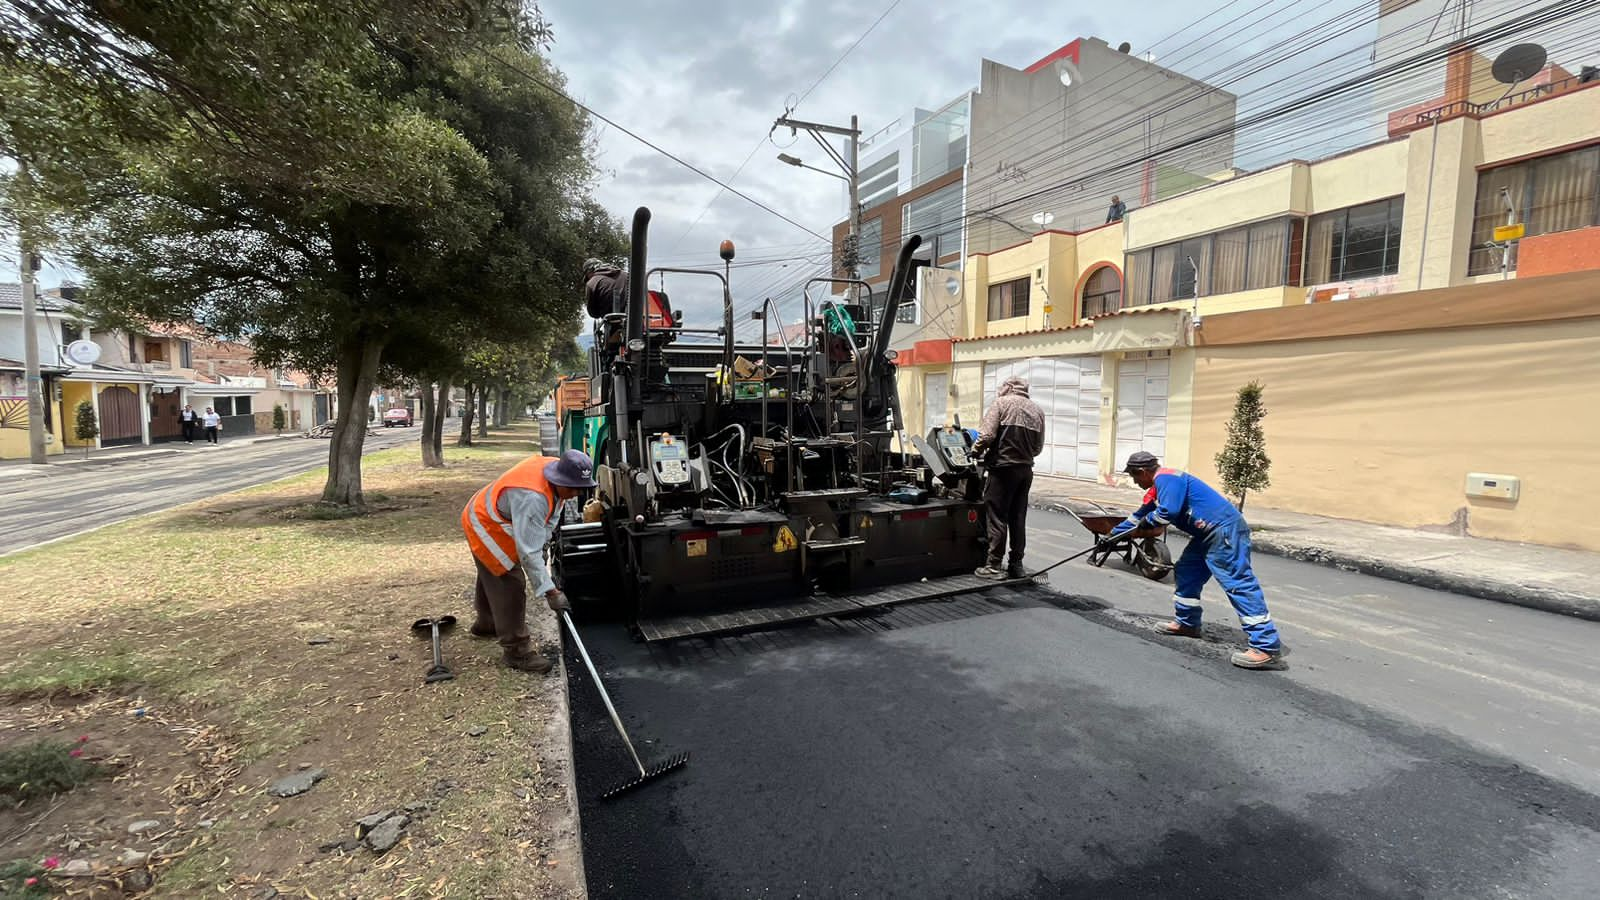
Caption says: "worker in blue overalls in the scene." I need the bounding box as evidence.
[1107,451,1284,670]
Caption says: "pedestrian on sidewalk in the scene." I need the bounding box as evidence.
[180,404,199,443]
[461,449,596,673]
[974,375,1044,580]
[202,407,221,444]
[1108,451,1284,670]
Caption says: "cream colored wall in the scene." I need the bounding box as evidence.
[1140,287,1296,316]
[1478,86,1600,166]
[1188,318,1600,551]
[1127,164,1300,248]
[1306,141,1408,212]
[952,361,985,426]
[1398,116,1480,291]
[1164,347,1197,475]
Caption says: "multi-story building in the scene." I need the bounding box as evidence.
[902,46,1600,550]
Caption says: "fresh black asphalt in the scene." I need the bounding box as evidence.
[565,517,1600,899]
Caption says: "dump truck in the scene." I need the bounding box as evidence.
[554,208,1033,642]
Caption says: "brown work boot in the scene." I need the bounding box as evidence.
[1157,621,1202,638]
[975,565,1005,580]
[469,619,496,639]
[504,650,553,674]
[1231,648,1285,670]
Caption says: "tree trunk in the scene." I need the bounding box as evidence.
[477,387,490,438]
[323,334,384,507]
[420,381,442,468]
[1237,493,1247,511]
[499,388,513,425]
[432,377,451,461]
[458,382,475,446]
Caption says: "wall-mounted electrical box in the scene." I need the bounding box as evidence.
[1465,473,1519,501]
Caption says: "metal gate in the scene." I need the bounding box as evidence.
[98,385,142,447]
[983,356,1101,480]
[1114,353,1170,467]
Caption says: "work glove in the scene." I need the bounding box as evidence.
[544,589,571,613]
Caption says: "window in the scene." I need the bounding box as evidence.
[858,152,900,208]
[902,183,963,263]
[1080,266,1122,319]
[987,276,1030,320]
[896,297,919,324]
[234,395,253,416]
[60,322,77,348]
[1468,144,1600,275]
[854,217,884,280]
[127,334,138,362]
[1306,197,1404,284]
[214,397,234,416]
[179,340,192,369]
[1123,217,1302,306]
[144,340,168,363]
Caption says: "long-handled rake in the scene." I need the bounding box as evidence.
[559,611,688,800]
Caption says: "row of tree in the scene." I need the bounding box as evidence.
[1,0,620,505]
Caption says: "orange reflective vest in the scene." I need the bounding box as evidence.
[461,455,560,576]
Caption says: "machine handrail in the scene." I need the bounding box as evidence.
[646,266,736,403]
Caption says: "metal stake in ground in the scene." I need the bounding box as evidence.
[410,615,457,684]
[560,610,688,799]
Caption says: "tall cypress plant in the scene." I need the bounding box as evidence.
[1214,381,1271,509]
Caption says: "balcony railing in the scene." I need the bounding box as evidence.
[1407,73,1599,130]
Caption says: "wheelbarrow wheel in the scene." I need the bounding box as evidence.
[1134,537,1173,581]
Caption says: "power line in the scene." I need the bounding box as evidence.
[485,53,827,242]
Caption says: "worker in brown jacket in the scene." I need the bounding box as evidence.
[973,375,1045,579]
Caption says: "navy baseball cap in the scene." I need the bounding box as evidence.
[1122,451,1160,473]
[544,449,598,488]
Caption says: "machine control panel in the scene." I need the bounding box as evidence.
[935,427,973,468]
[650,434,691,486]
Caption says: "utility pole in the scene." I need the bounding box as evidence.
[17,163,48,464]
[773,113,862,302]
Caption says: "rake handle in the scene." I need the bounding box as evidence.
[561,610,648,779]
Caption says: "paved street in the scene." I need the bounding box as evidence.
[567,508,1600,899]
[0,428,421,555]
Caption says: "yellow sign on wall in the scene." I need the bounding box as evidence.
[1493,223,1525,242]
[772,526,797,554]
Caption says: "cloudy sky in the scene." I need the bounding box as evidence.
[540,0,1584,331]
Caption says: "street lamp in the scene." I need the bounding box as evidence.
[776,153,847,181]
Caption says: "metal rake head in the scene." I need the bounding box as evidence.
[601,752,689,801]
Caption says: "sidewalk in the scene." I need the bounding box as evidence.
[1028,475,1600,623]
[0,432,296,478]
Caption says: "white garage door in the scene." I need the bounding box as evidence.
[983,356,1101,480]
[1114,353,1169,469]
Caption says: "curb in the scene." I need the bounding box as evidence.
[532,609,588,898]
[1031,500,1600,624]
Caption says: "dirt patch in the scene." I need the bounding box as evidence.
[1,425,584,898]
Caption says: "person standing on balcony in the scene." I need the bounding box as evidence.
[1106,195,1127,223]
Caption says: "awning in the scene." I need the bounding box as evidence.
[60,364,157,384]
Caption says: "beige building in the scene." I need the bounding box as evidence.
[894,61,1600,550]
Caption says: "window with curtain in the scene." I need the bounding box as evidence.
[1126,217,1299,305]
[1245,219,1293,289]
[1080,266,1122,319]
[987,276,1031,320]
[1469,144,1600,275]
[1124,249,1153,306]
[1306,197,1404,284]
[1211,227,1249,294]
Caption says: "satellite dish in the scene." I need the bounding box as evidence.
[65,339,101,366]
[943,276,961,297]
[1117,41,1132,54]
[1492,43,1547,84]
[1031,211,1055,227]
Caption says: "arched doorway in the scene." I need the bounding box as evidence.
[1081,265,1122,319]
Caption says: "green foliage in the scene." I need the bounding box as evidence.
[0,738,102,808]
[72,400,96,442]
[272,404,287,433]
[0,859,50,897]
[1214,381,1271,509]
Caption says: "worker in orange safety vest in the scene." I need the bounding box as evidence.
[461,449,597,673]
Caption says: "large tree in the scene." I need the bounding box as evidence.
[6,1,613,506]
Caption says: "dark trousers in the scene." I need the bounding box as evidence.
[181,420,196,442]
[985,465,1033,569]
[204,426,219,443]
[472,557,533,657]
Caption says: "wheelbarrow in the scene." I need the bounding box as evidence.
[1061,499,1174,581]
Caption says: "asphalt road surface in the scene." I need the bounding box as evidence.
[0,427,420,555]
[566,507,1600,899]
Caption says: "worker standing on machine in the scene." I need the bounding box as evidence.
[1108,451,1284,670]
[973,375,1045,580]
[461,449,598,673]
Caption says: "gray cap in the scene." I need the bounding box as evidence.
[544,449,598,488]
[1122,451,1160,473]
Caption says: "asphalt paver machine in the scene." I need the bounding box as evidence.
[555,207,1032,642]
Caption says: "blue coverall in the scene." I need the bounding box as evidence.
[1110,469,1282,653]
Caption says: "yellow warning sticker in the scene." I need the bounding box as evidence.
[858,515,872,530]
[686,538,708,558]
[773,526,797,554]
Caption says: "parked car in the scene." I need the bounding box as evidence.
[382,407,414,427]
